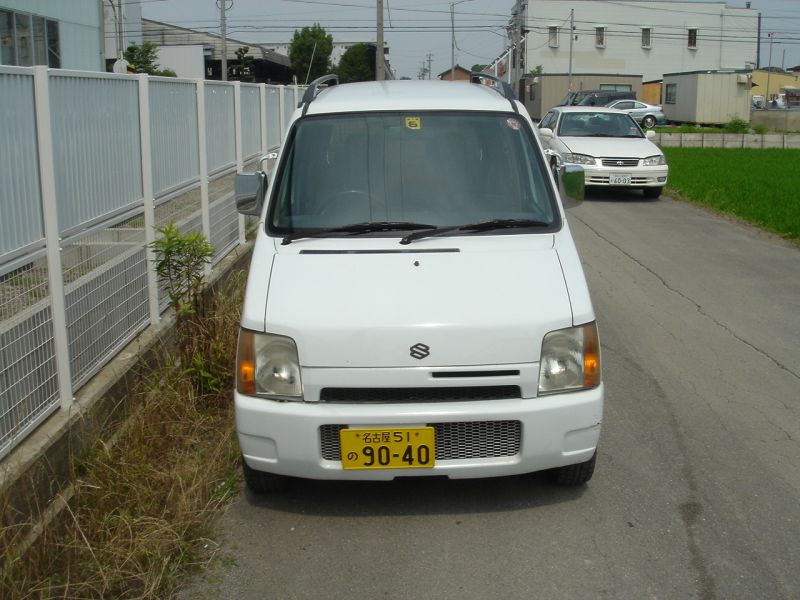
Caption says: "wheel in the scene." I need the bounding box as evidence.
[551,452,596,486]
[643,186,662,199]
[242,458,288,493]
[642,115,656,129]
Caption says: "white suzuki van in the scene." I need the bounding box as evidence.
[234,75,603,492]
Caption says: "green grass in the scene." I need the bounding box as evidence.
[662,147,800,240]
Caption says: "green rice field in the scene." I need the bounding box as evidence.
[662,148,800,241]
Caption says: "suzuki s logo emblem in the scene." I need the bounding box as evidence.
[410,343,430,360]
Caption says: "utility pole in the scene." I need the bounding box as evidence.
[450,3,456,80]
[568,9,574,93]
[766,32,773,105]
[218,0,232,81]
[427,52,433,80]
[376,0,385,81]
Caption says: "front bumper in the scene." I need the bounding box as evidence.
[582,164,669,187]
[236,379,604,481]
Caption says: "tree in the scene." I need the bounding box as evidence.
[336,43,374,83]
[288,24,333,83]
[123,41,176,76]
[471,64,488,73]
[529,65,544,75]
[230,46,255,82]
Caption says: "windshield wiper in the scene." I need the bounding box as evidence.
[400,219,550,245]
[585,133,614,137]
[281,221,437,245]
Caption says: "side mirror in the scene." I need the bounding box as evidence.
[235,171,267,216]
[559,164,585,209]
[539,127,554,137]
[645,129,656,139]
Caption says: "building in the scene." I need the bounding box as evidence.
[1,0,103,70]
[524,72,642,119]
[524,1,758,83]
[750,68,800,105]
[439,65,472,81]
[661,69,752,125]
[141,19,293,83]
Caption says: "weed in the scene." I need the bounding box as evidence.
[723,118,749,133]
[753,124,768,135]
[0,272,245,599]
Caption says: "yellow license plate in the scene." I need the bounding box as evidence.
[340,427,435,470]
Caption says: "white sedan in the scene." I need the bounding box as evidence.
[538,106,668,199]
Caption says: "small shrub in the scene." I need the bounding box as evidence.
[753,124,768,135]
[724,118,749,133]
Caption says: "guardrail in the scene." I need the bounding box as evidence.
[0,65,300,460]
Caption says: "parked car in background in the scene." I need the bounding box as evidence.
[538,106,668,199]
[558,89,636,107]
[605,99,666,128]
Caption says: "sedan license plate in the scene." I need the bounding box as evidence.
[610,173,632,185]
[340,427,435,470]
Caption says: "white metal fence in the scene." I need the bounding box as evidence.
[0,65,300,460]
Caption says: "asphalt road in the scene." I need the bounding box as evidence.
[180,191,800,600]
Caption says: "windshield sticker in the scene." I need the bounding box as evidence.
[506,117,522,130]
[405,116,421,130]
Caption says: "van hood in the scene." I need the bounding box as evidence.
[262,237,574,368]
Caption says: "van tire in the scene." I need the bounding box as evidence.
[643,186,662,199]
[551,452,596,486]
[642,115,656,129]
[242,458,288,493]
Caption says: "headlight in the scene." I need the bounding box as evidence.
[563,153,596,166]
[237,330,303,399]
[538,322,601,395]
[642,154,666,166]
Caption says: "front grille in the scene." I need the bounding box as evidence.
[319,421,522,461]
[601,158,639,167]
[320,386,520,403]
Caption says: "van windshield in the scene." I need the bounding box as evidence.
[268,112,558,234]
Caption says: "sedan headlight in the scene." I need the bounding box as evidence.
[563,153,596,166]
[642,154,666,166]
[237,330,303,399]
[538,322,601,395]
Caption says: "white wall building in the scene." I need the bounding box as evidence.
[525,0,758,82]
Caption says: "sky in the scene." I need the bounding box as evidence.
[141,0,800,79]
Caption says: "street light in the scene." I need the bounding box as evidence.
[450,0,476,80]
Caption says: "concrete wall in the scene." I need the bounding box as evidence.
[750,110,800,133]
[654,132,800,148]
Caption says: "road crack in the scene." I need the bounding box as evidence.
[572,212,800,384]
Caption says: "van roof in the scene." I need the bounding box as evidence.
[304,80,519,116]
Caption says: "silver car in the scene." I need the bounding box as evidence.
[605,100,666,129]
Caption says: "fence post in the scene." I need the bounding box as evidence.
[138,75,160,326]
[278,85,286,143]
[196,80,212,278]
[234,81,245,244]
[260,83,268,154]
[33,66,74,410]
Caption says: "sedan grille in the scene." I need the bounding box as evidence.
[601,158,640,167]
[320,421,522,461]
[319,386,521,403]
